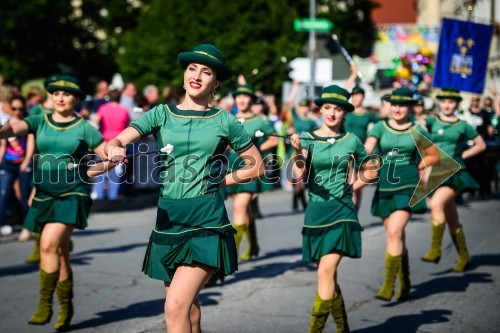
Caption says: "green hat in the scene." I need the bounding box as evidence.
[178,44,232,82]
[45,75,86,100]
[314,85,354,112]
[43,75,62,89]
[232,83,256,100]
[351,85,365,95]
[436,87,462,101]
[298,98,310,107]
[387,87,417,105]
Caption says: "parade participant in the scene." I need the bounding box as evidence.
[105,44,264,332]
[412,95,427,126]
[225,83,278,261]
[421,87,486,272]
[29,75,58,117]
[0,76,113,330]
[0,96,34,236]
[291,85,376,333]
[364,87,438,301]
[344,85,379,210]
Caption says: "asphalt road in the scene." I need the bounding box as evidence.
[1,187,499,333]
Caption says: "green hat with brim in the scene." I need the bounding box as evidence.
[232,83,256,100]
[178,44,232,82]
[436,86,462,101]
[387,87,418,105]
[351,85,365,95]
[43,75,63,89]
[414,94,424,106]
[314,85,354,112]
[45,75,86,100]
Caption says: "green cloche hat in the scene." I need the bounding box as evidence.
[414,94,424,106]
[178,44,232,82]
[232,83,256,100]
[314,85,354,112]
[351,85,365,95]
[45,75,86,100]
[43,74,63,89]
[436,87,463,101]
[387,87,417,105]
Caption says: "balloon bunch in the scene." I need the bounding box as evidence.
[385,47,435,94]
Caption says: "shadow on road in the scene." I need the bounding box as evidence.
[383,272,493,306]
[72,228,118,237]
[70,298,164,330]
[199,291,222,306]
[353,309,452,333]
[91,191,158,213]
[261,210,304,219]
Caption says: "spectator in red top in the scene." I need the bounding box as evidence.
[93,89,130,200]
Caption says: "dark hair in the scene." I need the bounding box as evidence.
[108,89,121,103]
[10,95,28,117]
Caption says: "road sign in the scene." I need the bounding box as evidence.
[294,18,333,32]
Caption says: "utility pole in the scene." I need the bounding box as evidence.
[308,0,316,99]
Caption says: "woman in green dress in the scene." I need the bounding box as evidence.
[420,87,486,272]
[291,85,377,333]
[105,44,264,332]
[344,85,379,210]
[225,83,278,260]
[0,76,113,330]
[364,87,438,302]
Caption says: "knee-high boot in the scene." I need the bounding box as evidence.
[308,293,333,333]
[396,251,411,301]
[25,233,41,263]
[54,275,74,331]
[331,289,350,333]
[375,253,401,301]
[28,269,59,325]
[298,189,308,210]
[233,224,247,254]
[452,228,470,272]
[240,217,260,261]
[421,219,445,263]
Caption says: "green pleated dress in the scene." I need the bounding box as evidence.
[369,120,430,218]
[300,131,368,262]
[131,105,253,282]
[23,114,104,233]
[425,116,480,193]
[225,114,276,195]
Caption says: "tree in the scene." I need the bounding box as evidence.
[117,0,309,94]
[318,0,379,57]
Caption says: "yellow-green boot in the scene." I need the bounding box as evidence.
[452,228,470,272]
[308,293,333,333]
[375,253,401,301]
[396,251,411,301]
[28,269,59,325]
[54,276,74,331]
[240,217,260,261]
[233,224,247,254]
[421,220,445,263]
[331,289,350,333]
[25,233,41,264]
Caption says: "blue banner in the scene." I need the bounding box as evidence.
[434,18,493,94]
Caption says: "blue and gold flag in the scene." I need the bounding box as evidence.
[434,18,493,94]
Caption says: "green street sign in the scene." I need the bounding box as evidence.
[294,18,334,32]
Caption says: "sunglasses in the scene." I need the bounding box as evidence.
[11,107,25,111]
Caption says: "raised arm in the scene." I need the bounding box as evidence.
[286,79,300,109]
[344,64,358,90]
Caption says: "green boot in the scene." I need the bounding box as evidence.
[54,276,74,331]
[233,224,247,254]
[331,290,350,333]
[308,293,333,333]
[396,251,411,301]
[452,228,470,272]
[375,253,401,301]
[28,269,59,325]
[240,217,260,261]
[25,233,41,264]
[421,220,445,263]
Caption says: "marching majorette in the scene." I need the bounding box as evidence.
[0,75,114,330]
[291,85,377,333]
[225,83,278,261]
[105,44,264,332]
[364,87,438,302]
[421,87,486,272]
